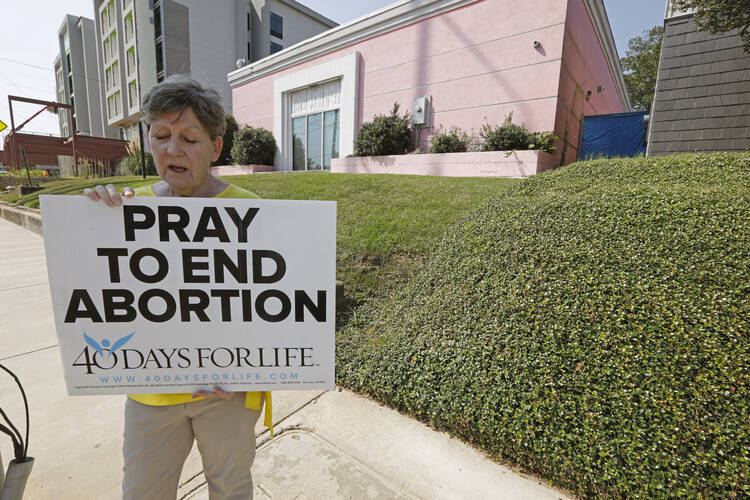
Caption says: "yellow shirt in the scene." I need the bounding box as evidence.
[128,182,272,434]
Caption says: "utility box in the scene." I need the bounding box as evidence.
[412,95,431,126]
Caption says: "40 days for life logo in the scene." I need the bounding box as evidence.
[73,331,318,375]
[74,331,135,374]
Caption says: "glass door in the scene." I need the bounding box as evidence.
[291,109,340,170]
[289,80,341,171]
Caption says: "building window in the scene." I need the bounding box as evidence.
[114,90,121,116]
[247,12,251,31]
[113,61,120,86]
[154,4,162,40]
[127,47,136,76]
[270,41,282,55]
[128,80,138,108]
[155,40,164,81]
[247,42,251,60]
[65,51,71,73]
[106,59,119,93]
[270,12,282,39]
[101,8,108,34]
[289,80,341,170]
[103,31,117,64]
[108,0,115,27]
[124,12,134,43]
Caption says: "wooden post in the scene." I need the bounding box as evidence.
[8,96,17,169]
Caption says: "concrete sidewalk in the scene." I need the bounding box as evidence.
[0,217,571,499]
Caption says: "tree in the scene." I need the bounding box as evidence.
[213,114,238,166]
[620,26,664,111]
[671,0,750,53]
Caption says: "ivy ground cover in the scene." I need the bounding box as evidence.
[337,153,749,498]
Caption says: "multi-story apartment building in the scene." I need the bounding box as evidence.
[92,0,336,140]
[53,14,118,139]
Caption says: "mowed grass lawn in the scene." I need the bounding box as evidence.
[2,171,516,319]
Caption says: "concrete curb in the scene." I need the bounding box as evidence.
[0,201,42,236]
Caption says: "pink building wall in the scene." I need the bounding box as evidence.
[555,0,626,164]
[230,0,627,171]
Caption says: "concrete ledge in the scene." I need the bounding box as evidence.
[210,164,275,176]
[0,201,43,236]
[331,150,557,177]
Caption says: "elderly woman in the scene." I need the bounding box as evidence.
[84,75,271,500]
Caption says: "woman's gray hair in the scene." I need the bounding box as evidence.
[140,75,226,139]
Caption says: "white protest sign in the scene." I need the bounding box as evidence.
[40,195,336,395]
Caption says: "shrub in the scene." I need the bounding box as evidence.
[430,127,470,153]
[354,103,412,156]
[213,114,239,166]
[528,131,557,153]
[232,125,276,165]
[479,112,557,154]
[119,140,157,176]
[231,126,277,166]
[337,153,750,498]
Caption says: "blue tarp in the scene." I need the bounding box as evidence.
[580,111,648,159]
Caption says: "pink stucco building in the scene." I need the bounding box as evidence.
[227,0,629,173]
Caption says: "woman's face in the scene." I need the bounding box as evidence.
[147,107,222,196]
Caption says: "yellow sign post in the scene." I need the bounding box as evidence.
[0,119,7,132]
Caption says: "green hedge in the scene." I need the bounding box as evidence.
[231,126,276,166]
[337,153,749,498]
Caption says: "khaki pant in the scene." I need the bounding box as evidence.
[123,396,260,500]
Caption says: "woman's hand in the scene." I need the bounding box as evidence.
[192,386,235,400]
[82,184,135,206]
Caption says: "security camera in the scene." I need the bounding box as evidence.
[532,40,540,48]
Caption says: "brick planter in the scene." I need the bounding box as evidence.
[209,164,275,176]
[331,150,557,178]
